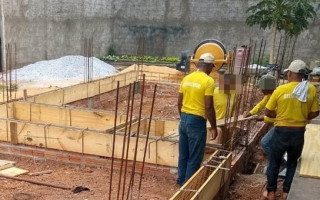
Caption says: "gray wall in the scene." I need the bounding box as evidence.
[1,0,320,68]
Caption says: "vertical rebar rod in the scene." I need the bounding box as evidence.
[126,74,145,200]
[137,84,157,199]
[109,81,120,200]
[84,39,87,83]
[5,44,9,103]
[121,82,136,200]
[116,83,132,200]
[14,43,17,99]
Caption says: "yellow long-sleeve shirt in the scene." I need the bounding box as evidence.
[249,95,271,115]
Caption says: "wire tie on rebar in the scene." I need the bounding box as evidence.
[203,164,230,171]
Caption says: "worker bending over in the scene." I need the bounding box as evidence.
[264,60,319,200]
[177,53,218,186]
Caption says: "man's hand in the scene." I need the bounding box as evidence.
[257,115,264,121]
[243,111,252,118]
[209,127,218,140]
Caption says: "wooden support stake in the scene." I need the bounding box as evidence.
[10,122,18,144]
[23,89,28,101]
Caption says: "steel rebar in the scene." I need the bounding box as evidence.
[116,83,132,200]
[137,84,157,199]
[126,74,145,200]
[109,81,120,200]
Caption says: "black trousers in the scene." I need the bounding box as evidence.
[267,126,305,193]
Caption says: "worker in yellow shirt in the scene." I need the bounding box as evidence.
[177,53,218,186]
[264,60,319,200]
[243,74,282,171]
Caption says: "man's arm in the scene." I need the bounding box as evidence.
[265,108,276,118]
[178,93,183,117]
[205,95,218,140]
[308,111,319,120]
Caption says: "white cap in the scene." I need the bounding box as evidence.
[199,53,215,64]
[284,59,307,73]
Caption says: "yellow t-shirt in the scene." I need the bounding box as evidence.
[266,82,319,127]
[249,94,271,115]
[214,87,235,120]
[179,71,215,118]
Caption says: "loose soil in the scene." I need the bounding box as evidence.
[0,154,178,200]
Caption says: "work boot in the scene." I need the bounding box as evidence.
[262,190,275,200]
[267,191,276,200]
[282,192,288,200]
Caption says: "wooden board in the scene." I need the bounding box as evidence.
[170,151,232,200]
[300,124,320,178]
[0,120,8,141]
[12,101,123,131]
[33,90,64,105]
[2,119,179,167]
[0,167,29,177]
[0,160,16,170]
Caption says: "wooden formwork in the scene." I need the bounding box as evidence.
[170,149,232,200]
[0,66,246,200]
[26,71,137,105]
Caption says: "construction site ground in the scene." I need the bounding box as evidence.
[2,63,318,200]
[0,153,178,200]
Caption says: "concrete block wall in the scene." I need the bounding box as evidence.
[1,0,319,68]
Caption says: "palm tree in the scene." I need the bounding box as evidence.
[285,0,316,61]
[246,0,316,64]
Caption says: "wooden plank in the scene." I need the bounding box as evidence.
[63,84,88,104]
[87,81,100,97]
[10,122,18,144]
[155,120,165,136]
[47,126,83,153]
[0,167,29,177]
[0,160,15,171]
[5,118,179,166]
[70,109,118,130]
[0,120,8,141]
[30,103,69,126]
[13,101,31,121]
[170,151,232,200]
[17,122,46,148]
[192,153,231,200]
[300,124,320,178]
[33,90,64,105]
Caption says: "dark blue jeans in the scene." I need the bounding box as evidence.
[267,126,305,193]
[177,113,207,185]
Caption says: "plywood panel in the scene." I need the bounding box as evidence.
[33,90,64,105]
[87,81,100,97]
[70,109,118,130]
[64,84,88,104]
[47,126,83,153]
[0,167,29,177]
[0,103,8,118]
[300,124,320,178]
[17,122,46,147]
[30,103,69,126]
[0,120,8,141]
[13,102,31,121]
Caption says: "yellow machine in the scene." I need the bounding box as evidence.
[176,39,233,80]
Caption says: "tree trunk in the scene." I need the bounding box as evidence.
[269,23,277,64]
[289,36,298,63]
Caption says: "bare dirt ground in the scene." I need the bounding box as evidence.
[98,93,180,120]
[0,154,178,200]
